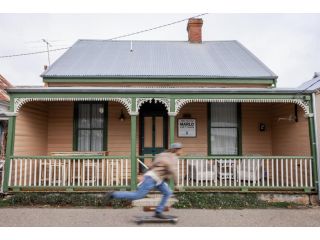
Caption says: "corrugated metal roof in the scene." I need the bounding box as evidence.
[42,40,277,80]
[298,73,320,91]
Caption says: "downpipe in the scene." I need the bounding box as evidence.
[312,93,320,201]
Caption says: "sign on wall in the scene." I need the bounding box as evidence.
[178,119,196,137]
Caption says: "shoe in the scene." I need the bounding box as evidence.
[154,212,170,219]
[105,191,114,201]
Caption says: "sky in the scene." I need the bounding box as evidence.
[0,13,319,87]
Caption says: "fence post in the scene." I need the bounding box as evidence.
[308,95,318,192]
[130,99,138,190]
[3,114,16,192]
[169,102,176,189]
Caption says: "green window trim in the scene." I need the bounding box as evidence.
[207,102,242,156]
[73,101,108,151]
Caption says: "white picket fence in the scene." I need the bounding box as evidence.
[177,157,314,189]
[5,156,315,191]
[7,156,130,188]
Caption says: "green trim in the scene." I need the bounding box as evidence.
[72,102,77,151]
[10,155,129,159]
[308,95,318,191]
[207,103,211,156]
[238,103,242,156]
[10,92,307,100]
[139,103,168,156]
[73,102,108,151]
[169,115,175,189]
[105,102,108,152]
[131,97,136,112]
[10,155,308,160]
[130,115,137,190]
[179,186,315,192]
[43,77,275,85]
[3,98,15,192]
[8,186,315,192]
[304,188,312,193]
[169,116,175,145]
[179,156,312,159]
[8,186,131,191]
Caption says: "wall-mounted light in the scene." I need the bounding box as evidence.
[119,109,126,122]
[259,123,266,132]
[98,107,104,114]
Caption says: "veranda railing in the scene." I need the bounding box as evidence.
[5,155,316,192]
[7,156,131,190]
[177,156,314,190]
[137,156,315,191]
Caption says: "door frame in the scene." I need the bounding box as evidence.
[139,102,168,157]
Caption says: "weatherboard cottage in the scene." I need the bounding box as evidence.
[2,18,318,196]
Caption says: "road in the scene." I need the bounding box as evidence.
[1,207,320,227]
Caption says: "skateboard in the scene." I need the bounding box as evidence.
[134,215,178,225]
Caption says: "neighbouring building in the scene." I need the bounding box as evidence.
[2,18,318,197]
[0,74,13,192]
[299,72,320,198]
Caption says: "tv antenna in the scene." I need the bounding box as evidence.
[42,39,52,66]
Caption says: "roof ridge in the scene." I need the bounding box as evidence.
[235,40,278,78]
[77,39,238,43]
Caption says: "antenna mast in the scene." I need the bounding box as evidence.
[42,39,52,66]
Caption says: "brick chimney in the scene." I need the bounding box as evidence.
[187,18,203,43]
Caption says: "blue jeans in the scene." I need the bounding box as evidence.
[112,176,172,213]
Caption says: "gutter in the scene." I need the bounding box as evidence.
[6,87,311,95]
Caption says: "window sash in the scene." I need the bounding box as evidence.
[209,103,239,156]
[210,102,238,127]
[75,102,106,152]
[210,127,238,155]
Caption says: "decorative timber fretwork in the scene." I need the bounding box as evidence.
[135,98,171,115]
[14,97,132,115]
[13,96,312,117]
[174,98,311,116]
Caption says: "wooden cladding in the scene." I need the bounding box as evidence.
[174,103,208,155]
[242,103,310,156]
[14,102,48,156]
[13,101,311,157]
[48,102,74,153]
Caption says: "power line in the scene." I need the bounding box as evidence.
[107,13,208,40]
[0,13,208,59]
[0,47,69,59]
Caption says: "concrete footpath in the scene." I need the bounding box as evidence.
[1,207,320,227]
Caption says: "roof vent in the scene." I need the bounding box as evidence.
[314,72,320,78]
[130,40,133,52]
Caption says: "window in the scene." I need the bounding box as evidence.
[74,102,107,151]
[209,103,240,155]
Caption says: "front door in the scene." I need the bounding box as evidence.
[139,101,168,172]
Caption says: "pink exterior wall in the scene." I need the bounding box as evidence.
[13,101,311,157]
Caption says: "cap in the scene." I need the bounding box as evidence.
[169,142,183,149]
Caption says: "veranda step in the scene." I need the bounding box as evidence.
[132,196,178,207]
